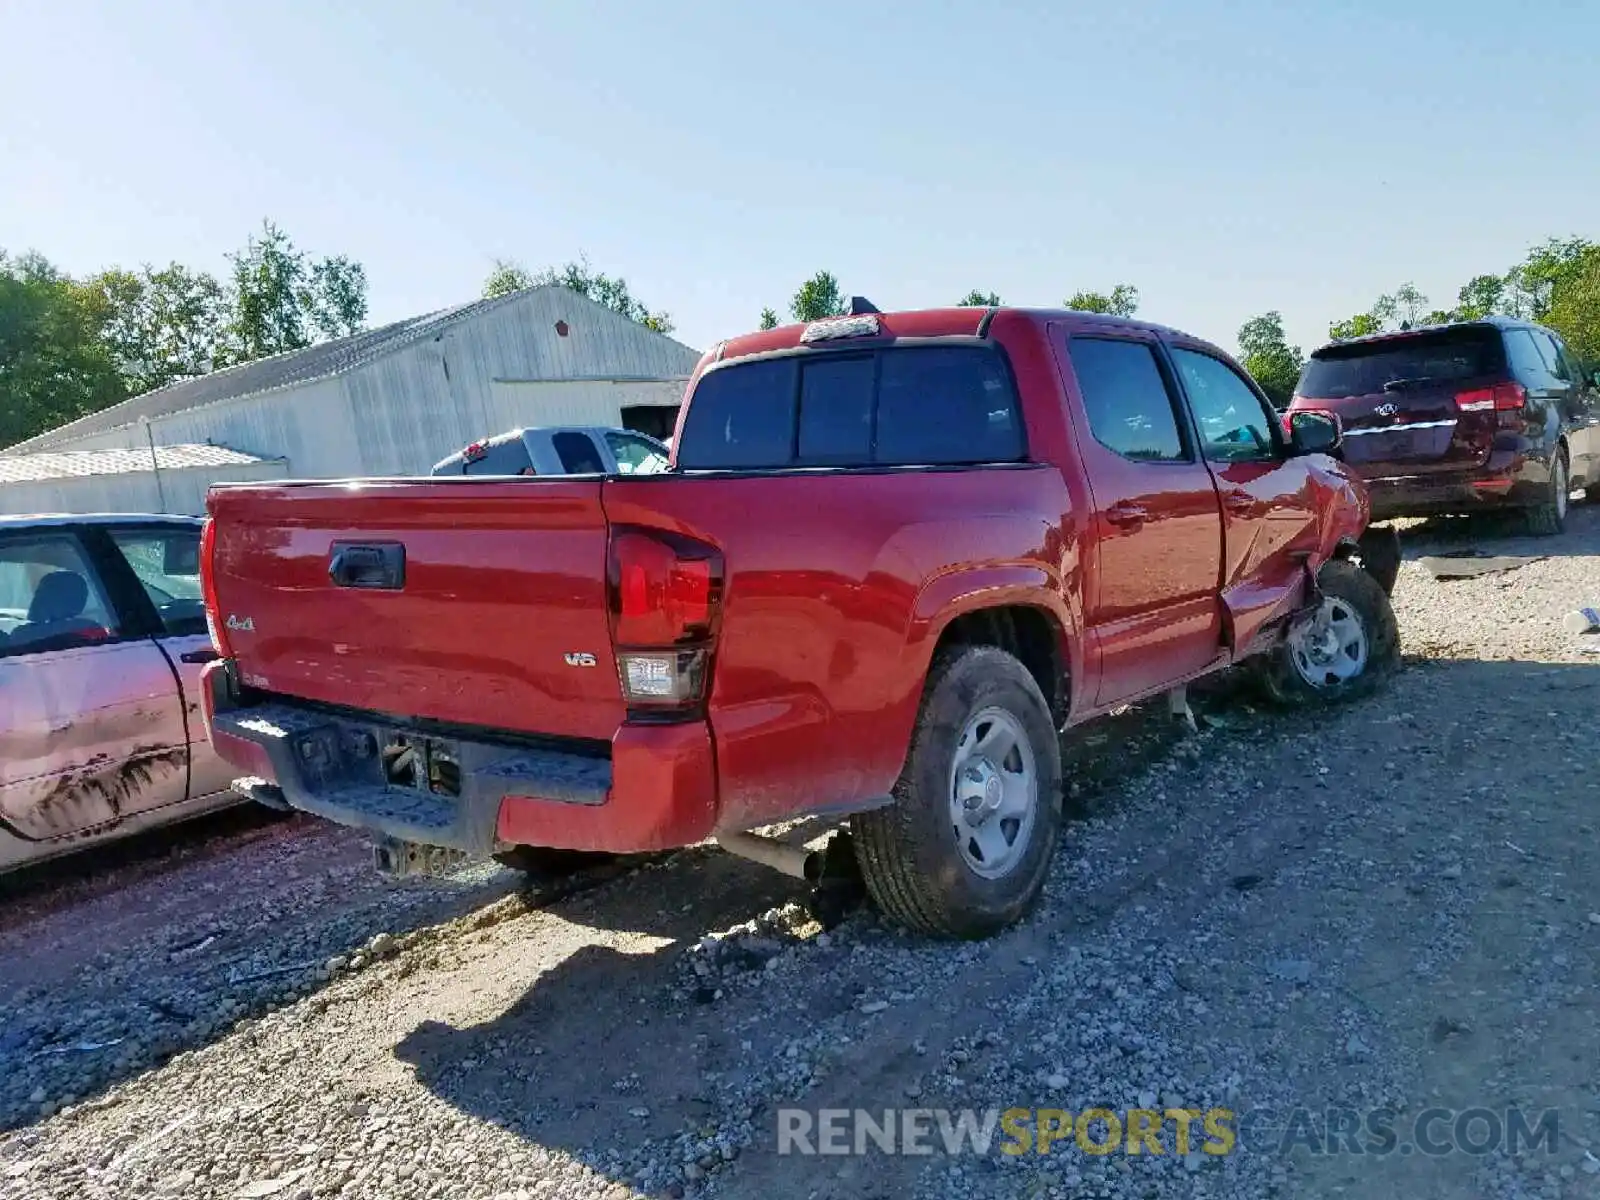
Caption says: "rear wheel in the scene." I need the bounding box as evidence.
[1256,559,1399,706]
[1523,447,1569,536]
[850,645,1062,939]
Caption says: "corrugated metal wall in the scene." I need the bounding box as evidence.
[0,459,290,517]
[29,288,699,481]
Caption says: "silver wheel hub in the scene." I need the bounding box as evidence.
[1287,595,1369,689]
[948,707,1038,879]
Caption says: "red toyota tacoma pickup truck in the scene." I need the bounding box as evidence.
[199,304,1396,938]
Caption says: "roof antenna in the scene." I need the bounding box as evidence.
[847,296,880,315]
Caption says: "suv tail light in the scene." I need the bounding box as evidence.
[1455,383,1526,413]
[199,517,232,658]
[607,527,723,712]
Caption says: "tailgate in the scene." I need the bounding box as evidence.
[206,479,624,740]
[1295,325,1505,476]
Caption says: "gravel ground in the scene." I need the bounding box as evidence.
[3,504,1599,1200]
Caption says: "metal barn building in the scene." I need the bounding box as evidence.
[0,284,700,515]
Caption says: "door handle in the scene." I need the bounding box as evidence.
[180,647,220,665]
[1105,502,1148,528]
[328,542,406,590]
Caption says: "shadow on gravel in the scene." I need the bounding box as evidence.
[389,654,1600,1199]
[1391,500,1600,560]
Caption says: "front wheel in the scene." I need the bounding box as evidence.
[1256,559,1400,706]
[850,645,1062,939]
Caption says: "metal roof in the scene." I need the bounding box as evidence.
[0,443,271,485]
[2,289,546,454]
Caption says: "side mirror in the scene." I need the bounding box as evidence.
[1288,410,1343,456]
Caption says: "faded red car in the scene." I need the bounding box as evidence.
[200,304,1396,937]
[0,515,240,873]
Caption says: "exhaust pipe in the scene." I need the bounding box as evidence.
[716,831,823,882]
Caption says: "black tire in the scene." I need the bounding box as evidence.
[1255,559,1399,707]
[850,645,1062,939]
[492,846,617,877]
[1523,447,1569,536]
[1353,524,1401,597]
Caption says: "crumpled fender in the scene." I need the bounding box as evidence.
[1225,455,1371,657]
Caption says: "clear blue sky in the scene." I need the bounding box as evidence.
[4,0,1597,359]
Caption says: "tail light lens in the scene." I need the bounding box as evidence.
[607,527,723,711]
[1455,383,1526,413]
[199,517,233,658]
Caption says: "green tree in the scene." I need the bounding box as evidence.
[0,250,127,446]
[1507,236,1594,321]
[758,307,779,330]
[958,290,1002,307]
[1065,284,1138,316]
[791,271,847,322]
[306,256,368,340]
[482,259,535,299]
[1456,274,1506,320]
[1328,312,1383,341]
[1236,311,1303,408]
[486,256,674,333]
[84,262,228,395]
[1545,244,1600,365]
[225,220,311,361]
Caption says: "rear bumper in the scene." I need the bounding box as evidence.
[199,661,717,856]
[1362,452,1548,520]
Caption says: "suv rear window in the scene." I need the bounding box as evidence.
[1298,327,1506,400]
[677,345,1024,470]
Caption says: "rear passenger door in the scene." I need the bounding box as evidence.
[1167,343,1325,650]
[1052,327,1225,706]
[1535,329,1600,487]
[0,528,189,842]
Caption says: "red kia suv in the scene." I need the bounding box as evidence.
[1287,318,1600,534]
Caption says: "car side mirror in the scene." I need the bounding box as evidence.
[1288,410,1343,456]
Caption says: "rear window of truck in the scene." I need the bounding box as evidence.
[676,345,1024,470]
[1298,327,1506,399]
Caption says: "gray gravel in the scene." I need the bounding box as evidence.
[2,503,1598,1200]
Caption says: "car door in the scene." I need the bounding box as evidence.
[1536,329,1600,488]
[1051,326,1225,706]
[97,522,237,801]
[1167,342,1329,651]
[0,527,189,842]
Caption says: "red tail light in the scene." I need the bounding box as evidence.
[1455,383,1526,413]
[607,527,723,711]
[199,517,233,658]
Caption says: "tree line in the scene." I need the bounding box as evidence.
[1,220,368,447]
[764,236,1600,408]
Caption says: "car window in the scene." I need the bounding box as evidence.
[677,358,799,470]
[1068,337,1187,462]
[1504,330,1553,384]
[552,431,607,474]
[677,347,1024,469]
[798,356,874,463]
[1299,327,1505,398]
[1170,348,1279,463]
[603,431,670,475]
[875,346,1024,465]
[109,527,207,637]
[1531,331,1572,382]
[0,534,120,658]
